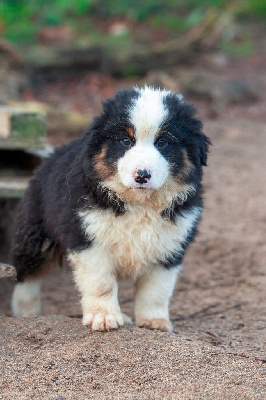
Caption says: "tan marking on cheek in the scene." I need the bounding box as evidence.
[93,145,115,180]
[126,127,135,139]
[182,150,194,176]
[170,149,195,185]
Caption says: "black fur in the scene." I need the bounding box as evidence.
[11,88,210,281]
[161,213,200,269]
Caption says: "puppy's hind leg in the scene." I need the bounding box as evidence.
[11,176,62,317]
[12,280,41,317]
[11,231,61,318]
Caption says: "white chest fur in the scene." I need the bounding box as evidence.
[79,204,201,278]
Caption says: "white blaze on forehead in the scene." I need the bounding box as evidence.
[129,87,170,143]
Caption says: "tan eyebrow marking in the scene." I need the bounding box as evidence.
[156,130,163,138]
[156,130,180,143]
[126,127,135,139]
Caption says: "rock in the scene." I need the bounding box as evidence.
[201,52,229,68]
[38,25,73,46]
[144,70,180,92]
[108,22,129,36]
[179,72,260,105]
[215,79,259,104]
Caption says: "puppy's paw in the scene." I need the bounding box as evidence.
[83,312,124,331]
[137,318,173,332]
[122,313,133,325]
[12,281,41,317]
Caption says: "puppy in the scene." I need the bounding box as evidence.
[11,86,210,332]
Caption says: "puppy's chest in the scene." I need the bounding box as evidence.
[79,206,188,276]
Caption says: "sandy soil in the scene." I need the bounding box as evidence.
[1,114,266,399]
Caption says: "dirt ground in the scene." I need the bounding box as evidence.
[1,54,266,398]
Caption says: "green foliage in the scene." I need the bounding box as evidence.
[243,0,266,18]
[149,8,204,32]
[0,0,92,43]
[91,0,170,21]
[0,0,266,45]
[221,39,254,56]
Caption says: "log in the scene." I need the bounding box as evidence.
[22,9,233,78]
[0,178,29,198]
[7,101,91,146]
[0,106,46,149]
[0,263,16,279]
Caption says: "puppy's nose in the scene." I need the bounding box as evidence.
[134,169,151,184]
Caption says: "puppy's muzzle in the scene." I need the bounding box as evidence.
[134,169,151,184]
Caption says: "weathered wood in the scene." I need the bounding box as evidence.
[0,263,16,278]
[0,106,46,149]
[0,179,29,198]
[7,101,90,146]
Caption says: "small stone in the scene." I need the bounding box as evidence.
[145,70,180,92]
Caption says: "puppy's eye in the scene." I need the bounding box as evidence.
[156,138,168,148]
[120,137,132,148]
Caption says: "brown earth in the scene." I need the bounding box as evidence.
[1,52,266,399]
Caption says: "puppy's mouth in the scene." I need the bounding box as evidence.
[129,186,153,190]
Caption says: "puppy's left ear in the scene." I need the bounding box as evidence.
[197,133,211,166]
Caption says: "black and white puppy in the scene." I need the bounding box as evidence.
[11,86,210,332]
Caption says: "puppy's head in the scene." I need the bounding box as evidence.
[87,86,210,206]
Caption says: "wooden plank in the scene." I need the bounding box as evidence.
[0,106,46,149]
[0,111,9,137]
[0,178,29,198]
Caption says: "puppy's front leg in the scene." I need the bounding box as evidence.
[69,248,123,331]
[134,266,180,332]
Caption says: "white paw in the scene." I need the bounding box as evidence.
[122,313,133,325]
[83,312,124,331]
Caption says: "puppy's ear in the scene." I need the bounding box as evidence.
[197,133,211,166]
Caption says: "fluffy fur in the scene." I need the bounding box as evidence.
[11,86,210,332]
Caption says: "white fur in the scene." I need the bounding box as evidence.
[79,205,201,279]
[117,87,171,190]
[12,280,41,317]
[174,206,201,244]
[117,143,169,190]
[69,247,125,330]
[129,87,170,143]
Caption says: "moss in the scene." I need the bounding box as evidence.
[11,114,46,138]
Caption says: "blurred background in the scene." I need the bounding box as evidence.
[1,0,266,128]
